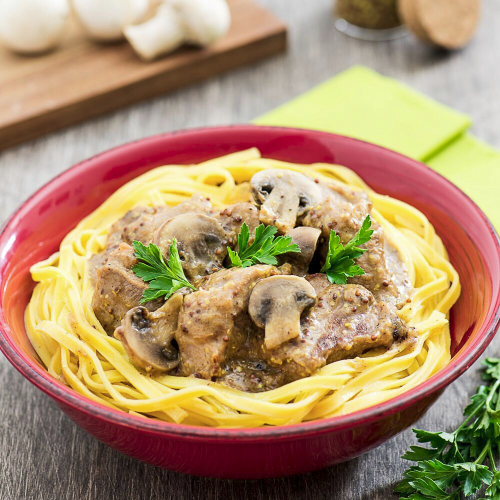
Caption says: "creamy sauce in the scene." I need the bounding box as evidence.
[385,240,412,307]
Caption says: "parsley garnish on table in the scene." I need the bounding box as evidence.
[396,358,500,500]
[132,240,196,303]
[321,215,374,284]
[227,222,300,268]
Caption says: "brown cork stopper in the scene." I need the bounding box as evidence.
[398,0,481,50]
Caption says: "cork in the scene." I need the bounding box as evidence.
[398,0,481,50]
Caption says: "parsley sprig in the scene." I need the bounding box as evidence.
[396,358,500,499]
[227,223,300,268]
[321,215,374,284]
[132,240,196,304]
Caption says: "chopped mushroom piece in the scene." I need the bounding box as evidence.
[280,226,321,276]
[248,275,317,350]
[114,293,183,375]
[251,170,327,233]
[153,213,227,282]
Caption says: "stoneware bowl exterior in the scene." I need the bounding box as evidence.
[0,126,499,479]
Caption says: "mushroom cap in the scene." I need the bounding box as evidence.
[283,226,321,275]
[251,170,326,234]
[153,213,228,281]
[72,0,149,42]
[0,0,70,54]
[114,293,183,375]
[248,275,317,350]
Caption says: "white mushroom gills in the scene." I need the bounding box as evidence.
[153,212,227,281]
[251,170,327,234]
[114,293,183,375]
[0,0,70,54]
[248,276,317,350]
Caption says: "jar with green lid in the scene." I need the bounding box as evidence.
[335,0,406,41]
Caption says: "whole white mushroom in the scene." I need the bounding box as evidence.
[0,0,70,54]
[72,0,150,42]
[125,0,231,61]
[124,3,185,61]
[169,0,231,46]
[167,0,231,47]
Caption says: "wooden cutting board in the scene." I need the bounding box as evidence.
[0,0,286,151]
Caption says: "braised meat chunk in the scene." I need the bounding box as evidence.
[216,202,260,247]
[109,194,213,247]
[302,183,399,300]
[264,281,410,383]
[176,265,277,379]
[92,243,161,334]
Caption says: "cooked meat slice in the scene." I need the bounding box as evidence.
[264,283,410,382]
[251,170,329,233]
[107,206,157,248]
[216,202,260,247]
[108,194,213,247]
[302,184,398,299]
[219,360,286,392]
[114,293,183,375]
[92,243,161,334]
[353,224,400,299]
[279,226,321,276]
[248,276,317,349]
[306,273,331,295]
[153,213,228,282]
[303,183,372,243]
[90,194,214,286]
[88,250,110,286]
[176,265,277,379]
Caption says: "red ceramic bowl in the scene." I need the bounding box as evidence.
[0,126,499,479]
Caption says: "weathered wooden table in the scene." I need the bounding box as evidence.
[1,1,499,499]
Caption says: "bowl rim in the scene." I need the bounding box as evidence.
[0,124,499,441]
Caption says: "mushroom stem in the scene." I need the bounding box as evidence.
[248,275,317,350]
[124,3,185,61]
[264,309,302,350]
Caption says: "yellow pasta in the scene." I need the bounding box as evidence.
[25,148,460,427]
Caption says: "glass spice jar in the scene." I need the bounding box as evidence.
[335,0,406,41]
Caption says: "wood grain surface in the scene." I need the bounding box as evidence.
[0,0,286,151]
[0,1,499,499]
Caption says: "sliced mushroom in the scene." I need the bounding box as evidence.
[280,226,321,276]
[114,293,183,375]
[251,170,326,233]
[153,213,227,281]
[248,276,317,350]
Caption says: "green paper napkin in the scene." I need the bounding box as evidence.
[254,66,499,228]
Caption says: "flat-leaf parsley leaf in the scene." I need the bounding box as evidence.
[227,222,300,268]
[396,358,500,499]
[321,215,374,284]
[132,240,195,303]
